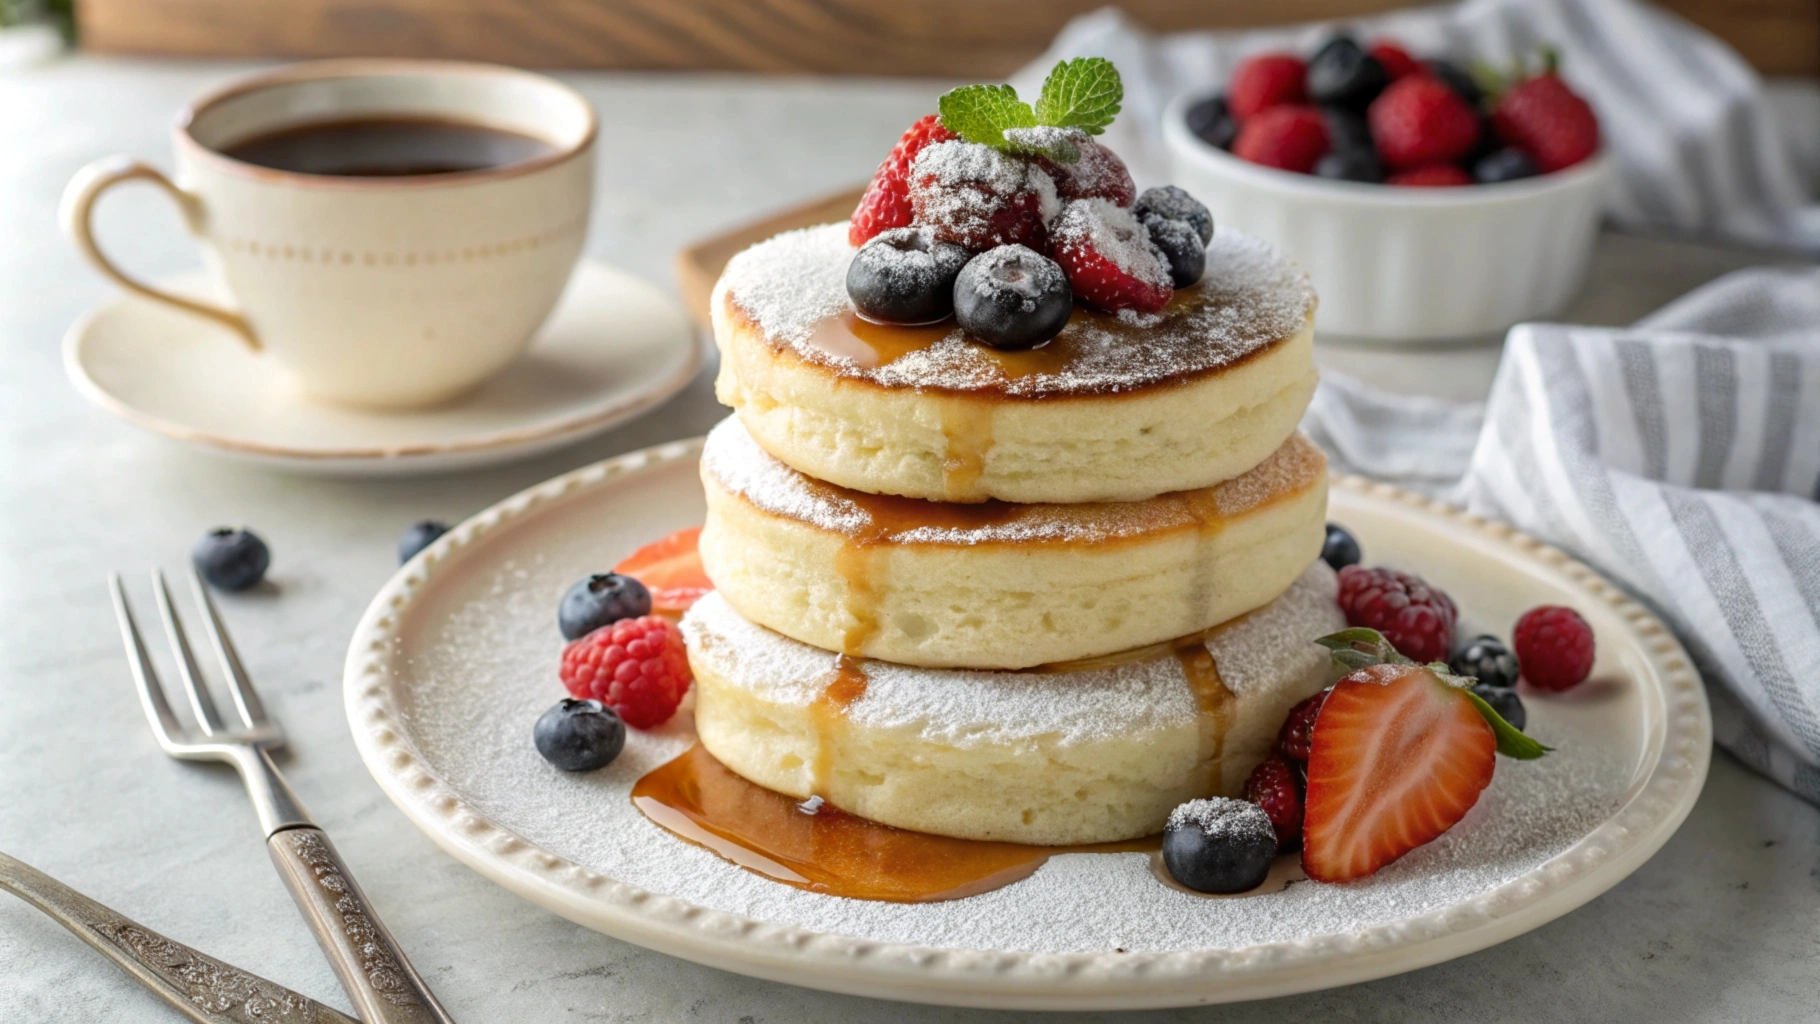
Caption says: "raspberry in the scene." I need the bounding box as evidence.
[1368,74,1479,169]
[1040,136,1136,206]
[1244,754,1305,851]
[1513,605,1595,692]
[1369,40,1420,81]
[1228,52,1308,120]
[1386,164,1473,187]
[1276,688,1330,761]
[1050,198,1173,313]
[559,615,692,728]
[1336,565,1457,664]
[908,140,1055,251]
[1492,72,1599,173]
[1233,105,1330,173]
[848,115,957,247]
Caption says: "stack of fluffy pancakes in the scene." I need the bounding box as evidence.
[684,223,1344,846]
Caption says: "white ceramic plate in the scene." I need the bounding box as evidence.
[65,261,700,476]
[344,439,1710,1010]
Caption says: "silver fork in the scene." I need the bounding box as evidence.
[111,569,456,1024]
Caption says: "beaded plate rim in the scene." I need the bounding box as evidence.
[343,437,1711,1010]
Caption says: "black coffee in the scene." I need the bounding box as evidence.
[219,117,557,177]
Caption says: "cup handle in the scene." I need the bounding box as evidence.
[60,156,260,351]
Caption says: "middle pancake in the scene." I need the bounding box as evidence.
[699,415,1329,669]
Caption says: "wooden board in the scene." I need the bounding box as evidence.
[674,187,862,333]
[75,0,1819,76]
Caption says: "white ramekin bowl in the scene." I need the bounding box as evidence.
[1162,92,1613,342]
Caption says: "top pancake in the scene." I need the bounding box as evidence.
[715,223,1316,400]
[710,224,1320,504]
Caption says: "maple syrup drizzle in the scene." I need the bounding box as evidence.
[806,656,868,795]
[631,743,1159,903]
[938,398,995,502]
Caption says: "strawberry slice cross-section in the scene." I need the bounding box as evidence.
[1301,660,1496,883]
[614,526,712,615]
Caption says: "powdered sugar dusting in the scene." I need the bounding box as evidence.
[703,415,1326,546]
[1053,197,1171,290]
[1207,561,1343,697]
[719,223,1314,398]
[394,528,1637,957]
[909,140,1061,237]
[1167,797,1277,846]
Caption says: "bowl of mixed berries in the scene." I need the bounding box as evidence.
[1163,36,1611,341]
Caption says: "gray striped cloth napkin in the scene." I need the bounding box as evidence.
[1304,266,1820,803]
[1010,0,1820,248]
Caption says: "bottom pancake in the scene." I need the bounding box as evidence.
[680,561,1344,846]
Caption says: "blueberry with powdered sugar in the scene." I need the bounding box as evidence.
[1162,797,1278,893]
[952,244,1072,350]
[846,227,969,325]
[1133,185,1213,247]
[1144,216,1205,289]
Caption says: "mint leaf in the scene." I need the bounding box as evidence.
[939,84,1037,149]
[1034,57,1123,135]
[1464,688,1552,759]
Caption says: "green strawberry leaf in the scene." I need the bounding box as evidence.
[938,84,1037,149]
[1464,688,1552,759]
[1034,57,1123,135]
[1316,627,1415,671]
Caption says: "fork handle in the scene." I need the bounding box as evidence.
[267,828,455,1024]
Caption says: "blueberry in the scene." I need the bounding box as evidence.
[1320,106,1373,152]
[559,573,652,640]
[1428,59,1484,109]
[1451,634,1520,689]
[1132,185,1213,246]
[534,699,626,772]
[397,520,449,564]
[1314,149,1384,184]
[1144,216,1205,288]
[952,245,1072,351]
[192,528,270,591]
[1184,94,1237,150]
[1474,147,1540,184]
[1162,797,1278,894]
[1320,522,1362,570]
[846,227,969,325]
[1307,36,1388,110]
[1471,683,1526,732]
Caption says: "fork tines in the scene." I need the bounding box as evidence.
[109,570,281,754]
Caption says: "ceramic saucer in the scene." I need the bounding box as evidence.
[64,261,701,476]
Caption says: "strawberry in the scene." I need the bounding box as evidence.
[1368,74,1479,169]
[1233,105,1330,173]
[1050,198,1173,313]
[1229,52,1308,120]
[1040,136,1136,206]
[849,115,958,247]
[908,140,1056,251]
[1301,628,1548,883]
[1492,71,1599,172]
[1368,40,1420,81]
[1387,164,1473,187]
[614,527,712,615]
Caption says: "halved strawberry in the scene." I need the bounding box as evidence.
[614,526,711,614]
[1301,661,1496,883]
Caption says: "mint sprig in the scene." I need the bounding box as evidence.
[939,84,1037,148]
[936,58,1124,163]
[1034,57,1123,136]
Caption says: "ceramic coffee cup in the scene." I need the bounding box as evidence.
[62,60,597,409]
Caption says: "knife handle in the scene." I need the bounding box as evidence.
[0,850,358,1024]
[267,827,455,1024]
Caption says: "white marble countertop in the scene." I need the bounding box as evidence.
[2,55,1816,1023]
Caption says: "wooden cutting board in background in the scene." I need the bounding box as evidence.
[674,187,863,332]
[76,0,1819,76]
